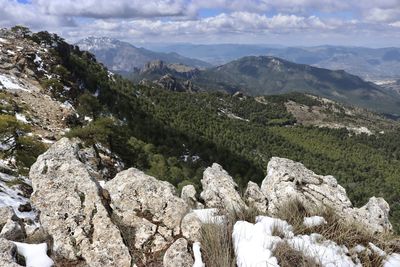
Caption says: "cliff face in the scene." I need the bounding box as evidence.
[1,137,398,267]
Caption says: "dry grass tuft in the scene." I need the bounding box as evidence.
[273,241,321,267]
[199,223,235,267]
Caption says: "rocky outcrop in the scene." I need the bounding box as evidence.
[29,138,131,266]
[261,157,392,232]
[244,181,268,213]
[20,138,396,266]
[104,167,189,264]
[163,238,194,267]
[201,163,247,211]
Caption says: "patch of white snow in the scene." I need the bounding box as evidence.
[385,253,400,267]
[13,242,54,267]
[193,242,205,267]
[15,113,29,123]
[192,208,225,224]
[303,216,327,228]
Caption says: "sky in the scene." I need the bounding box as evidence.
[0,0,400,47]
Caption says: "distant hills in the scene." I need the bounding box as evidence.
[144,43,400,80]
[75,37,211,74]
[131,56,400,115]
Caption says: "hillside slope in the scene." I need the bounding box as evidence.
[2,27,400,234]
[192,56,400,114]
[146,43,400,80]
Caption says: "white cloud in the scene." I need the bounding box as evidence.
[0,0,399,46]
[34,0,188,18]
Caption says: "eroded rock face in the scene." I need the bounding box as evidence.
[29,138,131,266]
[261,157,392,232]
[200,163,247,211]
[163,238,194,267]
[355,197,392,233]
[104,167,189,263]
[244,181,268,213]
[181,212,202,242]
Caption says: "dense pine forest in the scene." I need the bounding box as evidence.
[24,31,400,232]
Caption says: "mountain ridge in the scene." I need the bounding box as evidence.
[75,36,211,73]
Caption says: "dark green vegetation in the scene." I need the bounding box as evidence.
[130,56,400,114]
[147,43,400,80]
[27,31,400,232]
[193,56,400,115]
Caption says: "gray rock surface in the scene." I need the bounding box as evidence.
[244,181,268,213]
[200,163,247,211]
[104,167,189,262]
[163,238,194,267]
[0,238,19,267]
[0,220,24,241]
[29,138,131,266]
[0,207,17,228]
[261,157,392,232]
[181,212,202,242]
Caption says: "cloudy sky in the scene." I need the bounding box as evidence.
[1,0,400,47]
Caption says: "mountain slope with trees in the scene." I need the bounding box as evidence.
[2,27,400,232]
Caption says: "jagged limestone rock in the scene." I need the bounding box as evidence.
[355,197,392,233]
[200,163,247,211]
[244,181,268,213]
[181,184,203,209]
[29,138,131,266]
[104,167,189,254]
[163,238,194,267]
[261,157,392,232]
[181,212,202,242]
[0,238,19,267]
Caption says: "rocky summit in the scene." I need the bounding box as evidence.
[0,137,398,266]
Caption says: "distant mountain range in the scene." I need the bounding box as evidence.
[131,56,400,115]
[144,43,400,80]
[75,37,211,74]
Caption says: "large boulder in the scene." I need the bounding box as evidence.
[104,168,189,262]
[200,163,247,211]
[29,138,131,266]
[261,157,392,232]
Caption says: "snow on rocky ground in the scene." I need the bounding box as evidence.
[0,172,37,221]
[0,74,24,91]
[15,112,29,123]
[13,242,54,267]
[232,215,382,267]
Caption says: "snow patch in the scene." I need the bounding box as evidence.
[233,216,357,267]
[192,208,225,224]
[288,234,356,267]
[303,216,327,228]
[0,172,37,220]
[385,253,400,267]
[193,242,205,267]
[15,113,29,123]
[13,242,54,267]
[0,74,25,91]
